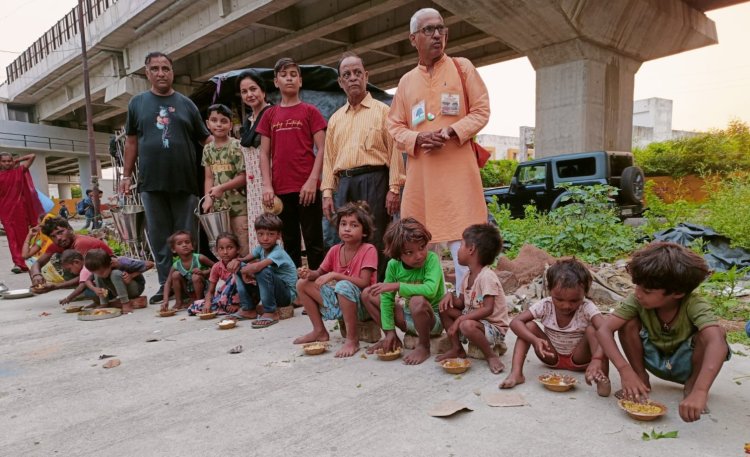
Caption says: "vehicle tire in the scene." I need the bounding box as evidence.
[620,166,645,204]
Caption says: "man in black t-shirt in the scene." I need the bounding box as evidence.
[121,52,211,305]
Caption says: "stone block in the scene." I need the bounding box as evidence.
[338,319,382,343]
[403,333,452,354]
[467,342,508,360]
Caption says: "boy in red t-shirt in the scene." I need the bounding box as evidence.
[256,57,327,269]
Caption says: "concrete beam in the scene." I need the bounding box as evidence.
[194,0,414,80]
[126,0,302,73]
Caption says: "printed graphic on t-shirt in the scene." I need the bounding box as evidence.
[271,119,304,132]
[156,105,176,148]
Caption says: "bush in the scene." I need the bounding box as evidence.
[698,175,750,249]
[634,119,750,177]
[481,159,517,188]
[71,186,82,198]
[489,184,640,263]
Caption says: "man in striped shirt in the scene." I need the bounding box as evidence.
[321,52,405,279]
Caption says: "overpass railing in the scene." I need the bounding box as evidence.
[5,0,119,84]
[0,131,110,154]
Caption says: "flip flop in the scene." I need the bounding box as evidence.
[252,316,278,329]
[230,312,257,321]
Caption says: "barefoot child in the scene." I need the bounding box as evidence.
[362,217,444,365]
[293,202,378,357]
[436,224,508,374]
[58,249,99,307]
[201,104,249,255]
[596,242,730,422]
[501,258,610,396]
[161,230,214,311]
[84,249,154,313]
[235,214,298,328]
[188,233,242,316]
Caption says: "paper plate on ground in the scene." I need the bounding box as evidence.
[441,358,472,374]
[538,373,577,392]
[2,288,33,299]
[64,305,84,313]
[218,319,237,330]
[618,399,668,421]
[303,342,328,355]
[78,308,122,321]
[158,310,177,317]
[197,312,217,320]
[375,347,402,361]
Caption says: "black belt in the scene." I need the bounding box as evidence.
[336,165,387,178]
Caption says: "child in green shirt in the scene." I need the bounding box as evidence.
[363,217,444,365]
[596,241,730,422]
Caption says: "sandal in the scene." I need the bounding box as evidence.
[252,316,279,329]
[230,312,257,321]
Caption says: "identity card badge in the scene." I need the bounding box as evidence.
[411,100,426,127]
[441,93,460,116]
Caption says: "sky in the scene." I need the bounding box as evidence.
[1,1,749,137]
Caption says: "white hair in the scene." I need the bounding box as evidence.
[409,8,441,33]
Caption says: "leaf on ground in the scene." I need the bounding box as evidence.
[145,338,160,343]
[39,312,50,317]
[360,353,367,359]
[98,354,116,359]
[356,383,362,388]
[102,359,121,369]
[642,428,679,441]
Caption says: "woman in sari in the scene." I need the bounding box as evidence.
[0,152,44,273]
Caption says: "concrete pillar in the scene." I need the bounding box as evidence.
[58,183,73,199]
[28,154,49,195]
[78,157,93,193]
[527,40,641,157]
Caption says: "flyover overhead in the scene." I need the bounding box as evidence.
[2,0,745,156]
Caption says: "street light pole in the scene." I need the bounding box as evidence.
[77,0,100,227]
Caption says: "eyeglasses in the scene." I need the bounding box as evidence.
[414,25,448,36]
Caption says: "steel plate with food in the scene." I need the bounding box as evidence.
[2,288,34,299]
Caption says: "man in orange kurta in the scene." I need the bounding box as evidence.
[387,7,490,289]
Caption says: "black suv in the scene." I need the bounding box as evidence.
[484,150,645,218]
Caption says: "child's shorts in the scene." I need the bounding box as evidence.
[459,308,506,348]
[401,298,443,337]
[319,280,369,322]
[640,328,731,384]
[546,353,588,372]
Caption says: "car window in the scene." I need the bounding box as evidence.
[518,165,546,185]
[556,157,596,178]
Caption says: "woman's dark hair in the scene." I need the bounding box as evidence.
[237,70,272,148]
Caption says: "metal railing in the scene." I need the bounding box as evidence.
[0,131,110,154]
[5,0,119,84]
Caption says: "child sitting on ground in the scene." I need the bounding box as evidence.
[188,232,242,316]
[235,214,298,329]
[362,217,444,365]
[84,249,154,313]
[436,224,508,374]
[596,242,730,422]
[501,258,610,396]
[161,230,214,311]
[201,104,250,256]
[58,249,99,307]
[293,202,378,357]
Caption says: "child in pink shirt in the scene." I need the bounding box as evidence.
[293,202,378,357]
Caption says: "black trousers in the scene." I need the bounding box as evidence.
[334,168,392,281]
[278,191,325,269]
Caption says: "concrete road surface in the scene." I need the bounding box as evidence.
[1,234,749,457]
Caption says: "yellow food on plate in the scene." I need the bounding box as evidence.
[620,400,664,415]
[540,374,567,385]
[92,309,111,315]
[442,360,468,368]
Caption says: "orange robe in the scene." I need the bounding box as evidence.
[387,54,489,242]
